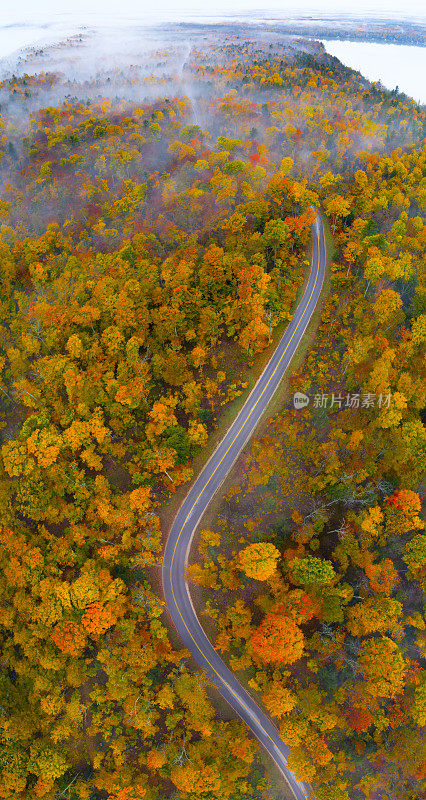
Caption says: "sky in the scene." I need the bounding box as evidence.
[0,0,425,26]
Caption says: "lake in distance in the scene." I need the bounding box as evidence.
[322,39,426,105]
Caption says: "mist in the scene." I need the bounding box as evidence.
[0,18,423,245]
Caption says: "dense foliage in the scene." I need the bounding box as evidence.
[0,30,424,800]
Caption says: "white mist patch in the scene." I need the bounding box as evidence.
[0,25,51,60]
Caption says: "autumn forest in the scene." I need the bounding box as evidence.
[0,25,425,800]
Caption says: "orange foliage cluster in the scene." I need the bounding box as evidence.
[251,610,304,664]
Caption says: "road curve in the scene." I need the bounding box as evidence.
[162,213,326,800]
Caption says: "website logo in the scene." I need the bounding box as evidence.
[293,392,310,410]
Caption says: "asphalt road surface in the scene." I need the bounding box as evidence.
[162,213,326,800]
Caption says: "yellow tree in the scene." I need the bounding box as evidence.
[237,541,280,580]
[323,194,352,233]
[262,683,296,718]
[359,636,406,699]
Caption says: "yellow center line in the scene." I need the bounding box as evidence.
[167,219,323,800]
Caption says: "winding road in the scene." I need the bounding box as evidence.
[162,212,326,800]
